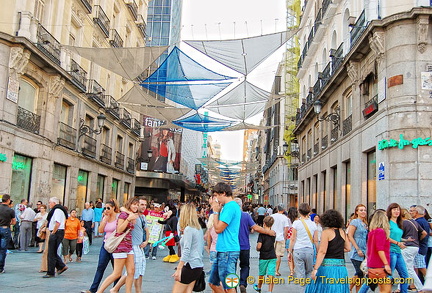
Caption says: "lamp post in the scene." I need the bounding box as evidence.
[78,113,106,140]
[138,149,153,171]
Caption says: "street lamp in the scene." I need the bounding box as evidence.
[78,113,106,140]
[313,100,340,129]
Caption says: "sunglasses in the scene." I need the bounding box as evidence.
[105,206,111,210]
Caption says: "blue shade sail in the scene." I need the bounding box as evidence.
[143,82,232,110]
[172,113,235,132]
[142,46,235,82]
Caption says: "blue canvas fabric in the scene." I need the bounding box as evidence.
[172,112,235,132]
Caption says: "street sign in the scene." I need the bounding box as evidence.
[378,162,385,180]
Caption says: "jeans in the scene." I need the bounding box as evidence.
[89,243,114,293]
[293,247,314,281]
[84,221,93,245]
[0,227,12,271]
[390,251,409,293]
[400,246,422,290]
[208,251,239,290]
[47,230,66,276]
[144,245,157,258]
[351,258,365,278]
[239,249,250,287]
[13,222,20,247]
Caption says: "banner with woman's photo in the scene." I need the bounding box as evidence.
[138,116,183,174]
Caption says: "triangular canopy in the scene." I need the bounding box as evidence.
[65,45,169,80]
[172,113,235,132]
[184,30,296,75]
[120,103,192,122]
[205,80,280,120]
[222,121,273,131]
[117,84,170,107]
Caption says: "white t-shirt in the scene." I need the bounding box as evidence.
[271,213,290,241]
[48,209,66,231]
[292,218,317,249]
[266,208,273,215]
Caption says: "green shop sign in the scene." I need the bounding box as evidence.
[0,153,6,162]
[378,134,432,150]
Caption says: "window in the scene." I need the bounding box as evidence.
[345,92,352,117]
[367,150,376,215]
[123,182,130,206]
[128,143,134,158]
[34,0,45,22]
[101,126,110,145]
[97,175,105,202]
[60,100,73,125]
[116,135,123,153]
[77,170,89,213]
[52,163,67,204]
[18,79,38,113]
[112,178,119,200]
[10,154,33,204]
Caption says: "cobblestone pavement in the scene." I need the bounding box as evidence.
[1,232,361,293]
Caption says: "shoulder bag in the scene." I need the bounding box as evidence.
[300,218,317,263]
[104,228,131,253]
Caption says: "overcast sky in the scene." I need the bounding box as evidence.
[181,0,287,161]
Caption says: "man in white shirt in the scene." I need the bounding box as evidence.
[19,202,36,251]
[271,205,290,276]
[43,197,68,278]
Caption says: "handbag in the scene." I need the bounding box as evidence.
[104,228,131,253]
[192,270,206,292]
[38,227,47,240]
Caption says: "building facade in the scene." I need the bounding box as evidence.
[294,0,432,218]
[0,0,151,212]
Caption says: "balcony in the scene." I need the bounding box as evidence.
[86,79,105,108]
[350,10,366,48]
[69,59,87,92]
[109,29,123,48]
[330,42,344,74]
[136,14,147,38]
[100,144,112,165]
[17,106,40,134]
[115,151,125,169]
[80,0,93,13]
[125,0,138,20]
[331,127,339,144]
[314,142,319,156]
[57,122,76,150]
[36,23,61,65]
[322,135,328,150]
[126,157,135,174]
[94,5,110,38]
[104,95,120,119]
[120,108,131,128]
[82,135,97,158]
[131,118,141,136]
[342,115,352,136]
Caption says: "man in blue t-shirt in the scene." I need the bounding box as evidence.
[209,182,241,293]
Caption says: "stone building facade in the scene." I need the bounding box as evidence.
[294,1,432,218]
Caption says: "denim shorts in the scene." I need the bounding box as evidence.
[208,251,239,290]
[209,251,217,264]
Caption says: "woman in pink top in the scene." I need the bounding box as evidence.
[366,210,391,293]
[205,213,219,272]
[82,200,119,293]
[97,197,139,293]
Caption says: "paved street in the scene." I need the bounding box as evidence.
[1,232,357,293]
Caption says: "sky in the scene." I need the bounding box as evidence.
[181,0,287,161]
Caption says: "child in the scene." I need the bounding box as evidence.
[254,216,276,293]
[76,220,86,262]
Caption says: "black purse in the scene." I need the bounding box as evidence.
[193,271,206,292]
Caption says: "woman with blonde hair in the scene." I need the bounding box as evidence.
[365,210,392,293]
[347,204,368,292]
[172,203,204,293]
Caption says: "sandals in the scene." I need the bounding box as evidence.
[275,272,281,276]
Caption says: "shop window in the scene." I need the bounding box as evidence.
[77,170,89,213]
[97,174,105,202]
[52,163,67,204]
[10,154,33,204]
[112,178,119,201]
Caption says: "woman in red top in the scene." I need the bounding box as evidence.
[96,197,139,293]
[366,210,392,293]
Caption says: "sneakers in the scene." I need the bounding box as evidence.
[162,255,172,262]
[169,254,180,263]
[239,285,247,293]
[42,274,55,278]
[253,284,261,292]
[152,256,156,260]
[0,269,5,274]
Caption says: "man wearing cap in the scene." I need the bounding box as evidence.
[271,204,290,276]
[0,194,16,274]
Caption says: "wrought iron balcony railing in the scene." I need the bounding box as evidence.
[82,135,97,158]
[17,106,41,134]
[136,14,147,38]
[104,95,120,119]
[125,0,138,21]
[330,42,344,74]
[69,59,87,92]
[100,144,112,164]
[57,122,76,150]
[126,157,135,174]
[80,0,93,13]
[342,115,352,136]
[115,151,125,169]
[86,79,105,108]
[120,108,131,128]
[36,23,61,65]
[94,5,110,38]
[131,118,141,136]
[350,10,366,47]
[109,29,123,48]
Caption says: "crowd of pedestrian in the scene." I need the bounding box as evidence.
[1,186,432,293]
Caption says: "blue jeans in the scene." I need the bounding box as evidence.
[89,243,114,292]
[144,244,157,258]
[0,227,12,271]
[239,249,250,287]
[390,251,409,293]
[209,251,239,290]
